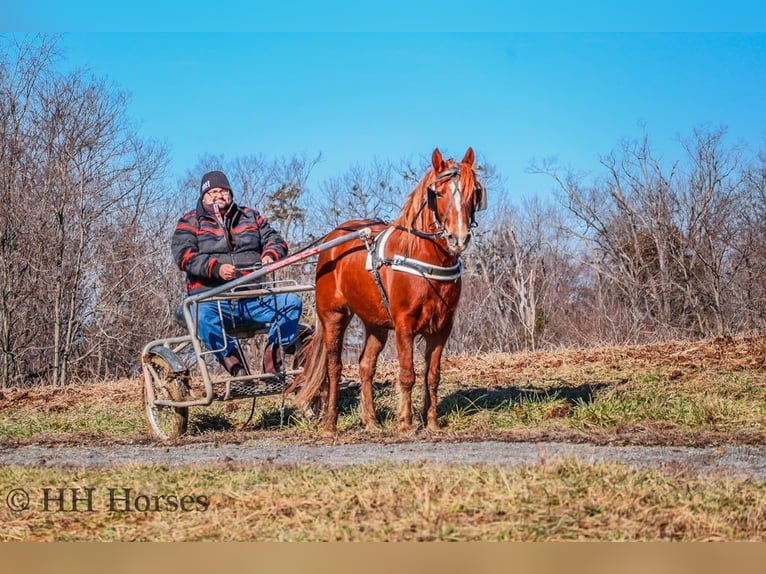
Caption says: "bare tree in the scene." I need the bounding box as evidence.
[7,35,766,389]
[459,194,571,352]
[534,127,752,343]
[310,158,406,232]
[0,35,62,385]
[0,34,170,386]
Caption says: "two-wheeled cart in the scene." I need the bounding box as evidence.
[140,228,370,440]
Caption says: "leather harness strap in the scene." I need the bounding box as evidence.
[362,230,394,324]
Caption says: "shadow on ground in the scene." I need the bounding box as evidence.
[188,380,611,433]
[438,381,611,416]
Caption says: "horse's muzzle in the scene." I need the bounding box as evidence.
[446,232,471,254]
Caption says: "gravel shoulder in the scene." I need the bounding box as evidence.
[2,440,766,481]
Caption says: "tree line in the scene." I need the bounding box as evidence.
[2,35,765,388]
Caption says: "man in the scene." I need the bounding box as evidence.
[171,169,302,375]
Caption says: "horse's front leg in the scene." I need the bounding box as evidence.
[394,328,416,433]
[422,336,447,431]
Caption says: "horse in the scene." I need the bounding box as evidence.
[293,147,486,435]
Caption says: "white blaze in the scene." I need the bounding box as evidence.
[452,179,465,237]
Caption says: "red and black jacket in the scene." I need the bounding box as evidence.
[171,199,288,294]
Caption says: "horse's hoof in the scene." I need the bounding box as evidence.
[321,426,337,438]
[363,421,384,433]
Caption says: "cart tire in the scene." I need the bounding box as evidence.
[142,350,190,440]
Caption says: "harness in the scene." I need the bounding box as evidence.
[363,225,463,322]
[364,227,463,281]
[361,163,486,320]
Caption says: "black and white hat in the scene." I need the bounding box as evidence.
[200,170,232,198]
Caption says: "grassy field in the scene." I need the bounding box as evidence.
[2,462,765,541]
[2,335,765,445]
[1,335,766,540]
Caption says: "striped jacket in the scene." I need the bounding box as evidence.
[171,199,289,294]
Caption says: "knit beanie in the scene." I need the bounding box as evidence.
[200,170,232,198]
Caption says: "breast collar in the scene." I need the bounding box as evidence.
[364,226,462,282]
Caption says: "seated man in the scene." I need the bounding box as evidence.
[171,169,302,375]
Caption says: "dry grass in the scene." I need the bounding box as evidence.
[2,462,766,541]
[2,335,765,446]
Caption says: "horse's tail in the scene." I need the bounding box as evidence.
[290,320,328,411]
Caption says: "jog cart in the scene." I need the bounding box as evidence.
[140,228,370,440]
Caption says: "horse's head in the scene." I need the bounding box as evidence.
[426,147,487,254]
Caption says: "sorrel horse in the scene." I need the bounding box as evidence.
[293,147,486,434]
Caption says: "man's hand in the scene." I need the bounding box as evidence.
[219,263,237,281]
[261,255,274,265]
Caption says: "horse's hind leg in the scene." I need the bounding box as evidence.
[422,335,447,431]
[394,328,416,433]
[358,324,388,431]
[322,310,352,436]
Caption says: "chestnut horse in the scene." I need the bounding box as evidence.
[293,147,486,434]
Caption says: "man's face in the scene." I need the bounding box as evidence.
[203,187,232,210]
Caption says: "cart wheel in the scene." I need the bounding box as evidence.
[142,351,190,440]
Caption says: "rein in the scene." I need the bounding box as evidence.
[291,220,387,256]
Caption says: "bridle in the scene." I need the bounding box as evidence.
[410,165,484,239]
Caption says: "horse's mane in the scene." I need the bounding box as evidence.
[391,168,435,229]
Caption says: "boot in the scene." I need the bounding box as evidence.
[222,353,247,377]
[262,342,283,374]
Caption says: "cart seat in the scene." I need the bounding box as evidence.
[174,307,270,339]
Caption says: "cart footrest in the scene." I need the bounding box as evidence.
[212,375,291,400]
[206,376,360,401]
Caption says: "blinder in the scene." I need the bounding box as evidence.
[426,166,460,219]
[426,186,437,213]
[474,180,487,212]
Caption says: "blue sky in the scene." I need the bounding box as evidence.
[4,7,766,200]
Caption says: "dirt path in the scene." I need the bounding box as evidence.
[2,440,766,480]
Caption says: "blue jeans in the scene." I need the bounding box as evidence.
[196,293,303,360]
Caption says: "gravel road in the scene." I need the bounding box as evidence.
[2,440,766,480]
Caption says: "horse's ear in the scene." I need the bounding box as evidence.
[432,148,445,172]
[462,147,475,166]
